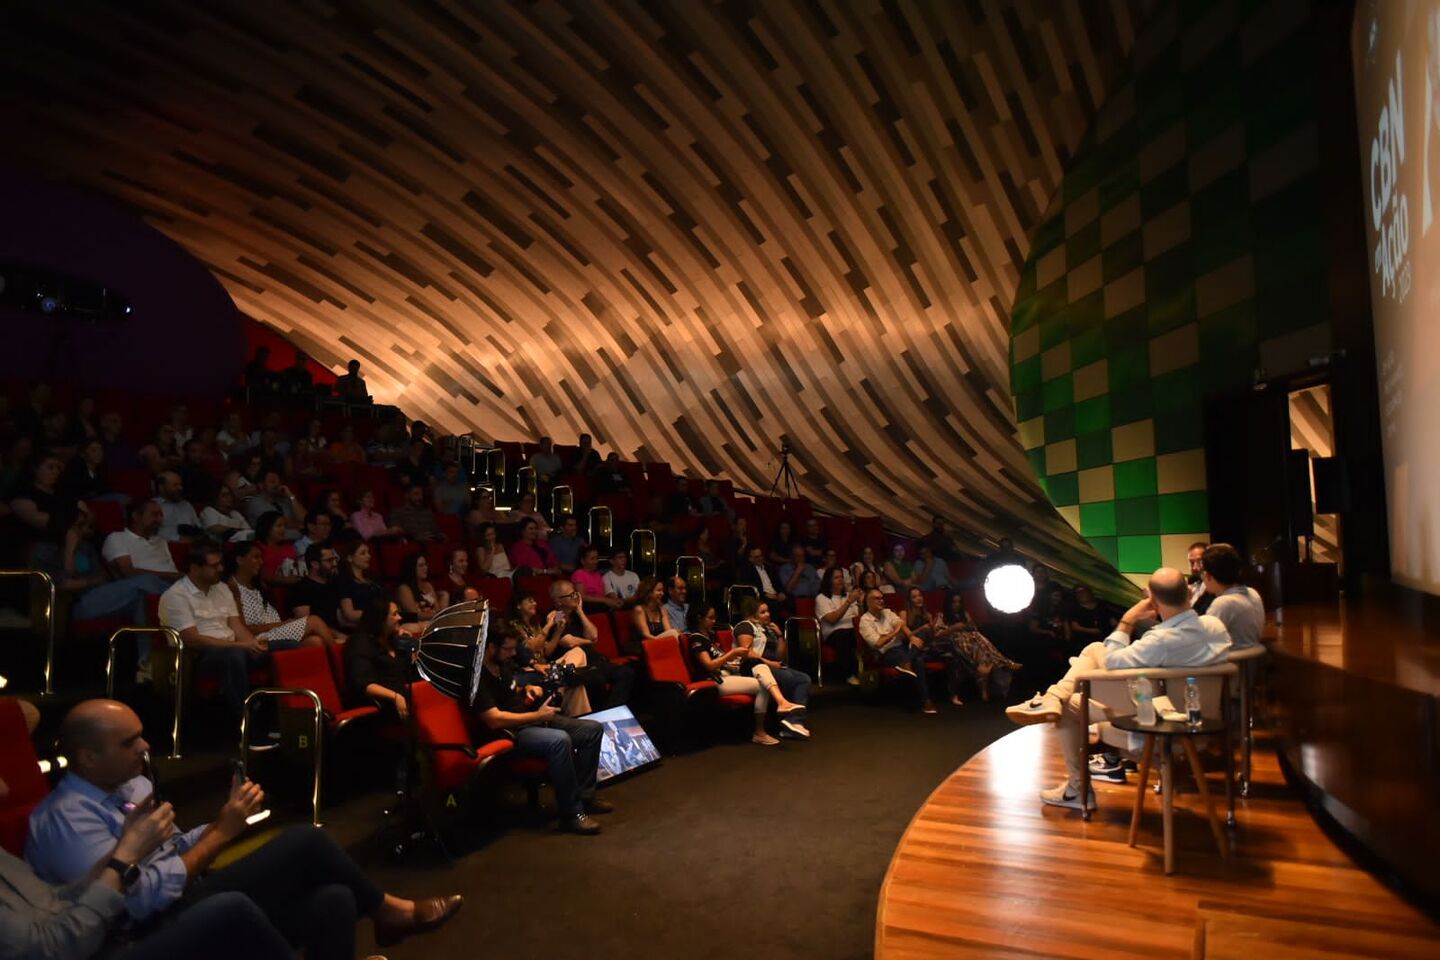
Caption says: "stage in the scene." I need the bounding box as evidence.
[874,722,1440,959]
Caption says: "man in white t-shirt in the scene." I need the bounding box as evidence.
[858,589,934,713]
[158,544,266,718]
[602,551,640,603]
[153,471,201,542]
[101,502,181,582]
[1198,543,1264,649]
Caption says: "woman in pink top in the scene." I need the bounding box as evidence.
[509,518,559,575]
[571,545,618,610]
[350,488,402,541]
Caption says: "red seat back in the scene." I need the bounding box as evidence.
[411,680,479,792]
[325,640,348,693]
[475,578,513,611]
[922,590,945,614]
[515,575,555,613]
[793,597,817,619]
[85,499,125,536]
[883,592,906,613]
[643,636,689,685]
[716,628,734,651]
[592,612,623,659]
[0,700,48,856]
[271,644,344,717]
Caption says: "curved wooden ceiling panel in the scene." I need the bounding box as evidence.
[0,0,1142,592]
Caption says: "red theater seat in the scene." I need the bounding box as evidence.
[411,680,514,794]
[0,700,48,856]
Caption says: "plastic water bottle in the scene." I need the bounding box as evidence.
[1185,677,1202,729]
[1134,675,1156,725]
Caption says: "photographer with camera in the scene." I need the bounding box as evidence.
[544,579,635,709]
[475,624,613,835]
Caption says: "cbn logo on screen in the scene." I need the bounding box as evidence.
[1369,50,1411,303]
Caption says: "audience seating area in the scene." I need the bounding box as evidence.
[0,366,1114,831]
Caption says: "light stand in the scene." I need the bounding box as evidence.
[769,439,800,499]
[383,600,491,859]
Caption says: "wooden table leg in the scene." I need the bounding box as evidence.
[1181,737,1228,861]
[1129,735,1155,847]
[1161,742,1174,875]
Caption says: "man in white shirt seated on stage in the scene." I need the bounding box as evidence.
[1005,567,1231,810]
[1197,543,1265,649]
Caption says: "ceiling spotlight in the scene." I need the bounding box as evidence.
[984,563,1035,614]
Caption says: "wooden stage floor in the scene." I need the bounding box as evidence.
[874,724,1440,959]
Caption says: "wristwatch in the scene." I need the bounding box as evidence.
[106,858,141,889]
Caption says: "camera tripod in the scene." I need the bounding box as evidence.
[769,440,800,499]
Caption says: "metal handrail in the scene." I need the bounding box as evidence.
[783,615,822,687]
[240,687,325,827]
[723,584,757,624]
[0,569,56,695]
[675,555,705,604]
[630,529,657,579]
[514,465,538,500]
[107,626,184,759]
[550,485,573,524]
[588,506,613,552]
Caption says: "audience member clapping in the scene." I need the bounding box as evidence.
[779,543,820,599]
[815,567,864,685]
[505,590,592,716]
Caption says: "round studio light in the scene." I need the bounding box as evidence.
[984,563,1035,614]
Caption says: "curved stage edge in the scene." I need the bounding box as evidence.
[874,724,1440,960]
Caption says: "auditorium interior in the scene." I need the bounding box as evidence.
[2,1,1439,958]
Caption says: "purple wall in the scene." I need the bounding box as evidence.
[0,168,244,398]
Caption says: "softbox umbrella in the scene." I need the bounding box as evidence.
[415,599,490,706]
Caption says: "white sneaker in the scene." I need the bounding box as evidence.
[1039,782,1096,811]
[845,675,861,686]
[892,664,918,678]
[1005,692,1061,726]
[779,716,811,738]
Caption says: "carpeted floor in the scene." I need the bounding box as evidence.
[355,689,1014,960]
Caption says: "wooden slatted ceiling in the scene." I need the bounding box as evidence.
[0,0,1144,596]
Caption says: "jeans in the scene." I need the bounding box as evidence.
[196,646,267,719]
[582,648,634,708]
[881,644,930,706]
[185,826,383,960]
[109,892,292,960]
[512,715,603,817]
[73,573,171,622]
[768,665,810,705]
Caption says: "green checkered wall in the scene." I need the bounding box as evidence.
[1009,0,1332,587]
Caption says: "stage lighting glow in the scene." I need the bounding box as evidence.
[984,563,1035,614]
